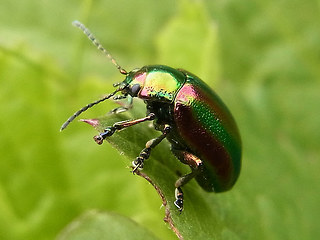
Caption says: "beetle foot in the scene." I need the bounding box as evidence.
[93,135,104,145]
[131,157,144,173]
[131,147,152,173]
[93,127,116,145]
[139,148,151,159]
[174,187,184,213]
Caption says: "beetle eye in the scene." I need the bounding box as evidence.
[131,83,141,96]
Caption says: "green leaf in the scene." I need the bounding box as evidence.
[81,99,221,239]
[57,210,159,240]
[79,2,225,238]
[1,0,320,239]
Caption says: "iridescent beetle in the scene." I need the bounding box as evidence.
[61,21,242,212]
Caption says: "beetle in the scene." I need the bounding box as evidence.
[61,21,242,212]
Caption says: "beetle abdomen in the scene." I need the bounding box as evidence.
[174,72,241,192]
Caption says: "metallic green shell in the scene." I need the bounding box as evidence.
[174,70,241,192]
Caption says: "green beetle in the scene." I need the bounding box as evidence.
[61,21,242,212]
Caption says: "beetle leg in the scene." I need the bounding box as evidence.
[108,106,131,115]
[171,149,203,212]
[132,124,171,173]
[108,95,133,114]
[93,112,155,144]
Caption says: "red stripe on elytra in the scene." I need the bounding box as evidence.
[174,102,235,191]
[176,83,241,147]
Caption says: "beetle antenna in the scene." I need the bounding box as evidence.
[60,88,123,131]
[72,20,128,75]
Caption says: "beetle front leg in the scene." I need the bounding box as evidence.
[132,124,171,173]
[108,95,133,114]
[93,112,155,144]
[171,149,203,212]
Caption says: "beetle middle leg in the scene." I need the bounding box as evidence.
[171,149,203,212]
[132,124,171,173]
[93,112,155,144]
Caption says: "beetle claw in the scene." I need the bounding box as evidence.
[174,199,183,213]
[131,158,144,174]
[93,135,104,145]
[93,127,116,145]
[174,187,184,212]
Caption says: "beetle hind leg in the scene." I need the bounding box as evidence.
[171,149,203,212]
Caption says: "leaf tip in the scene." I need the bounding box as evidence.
[80,118,100,128]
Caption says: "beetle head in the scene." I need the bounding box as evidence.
[119,68,146,98]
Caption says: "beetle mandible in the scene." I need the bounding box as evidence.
[61,21,242,212]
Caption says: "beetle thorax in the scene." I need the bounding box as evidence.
[124,65,186,103]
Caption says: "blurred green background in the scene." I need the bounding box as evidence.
[0,0,319,239]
